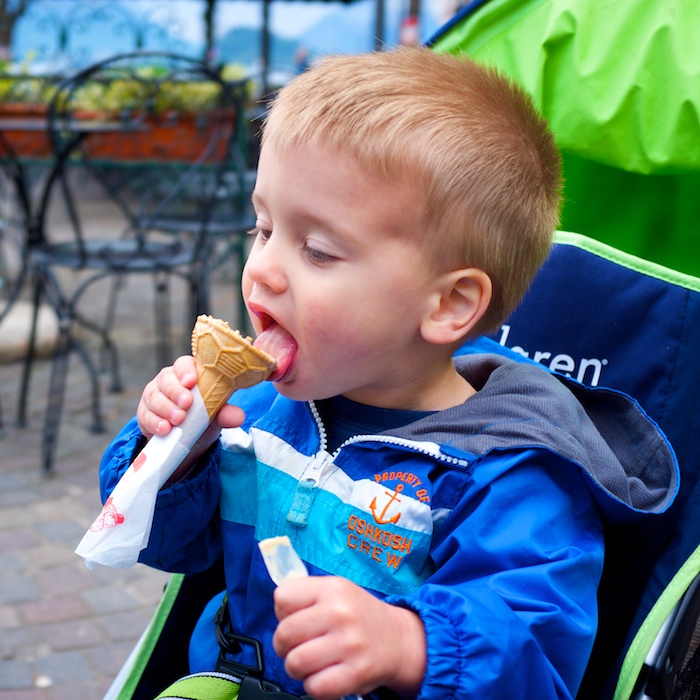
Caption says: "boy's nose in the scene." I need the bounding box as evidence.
[243,239,287,295]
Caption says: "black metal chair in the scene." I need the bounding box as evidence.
[18,51,253,473]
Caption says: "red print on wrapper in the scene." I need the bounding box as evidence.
[132,452,147,472]
[89,496,125,532]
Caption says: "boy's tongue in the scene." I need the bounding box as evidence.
[253,324,297,381]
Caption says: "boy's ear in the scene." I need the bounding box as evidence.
[420,268,492,346]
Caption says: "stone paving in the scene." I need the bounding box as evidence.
[0,322,169,699]
[0,214,247,698]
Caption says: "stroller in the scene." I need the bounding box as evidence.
[109,1,700,696]
[105,231,700,700]
[429,0,700,278]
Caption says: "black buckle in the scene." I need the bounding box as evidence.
[214,597,311,700]
[215,599,264,678]
[237,675,312,700]
[216,628,264,678]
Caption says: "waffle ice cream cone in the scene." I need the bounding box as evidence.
[191,315,277,418]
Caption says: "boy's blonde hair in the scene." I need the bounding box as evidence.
[262,47,562,336]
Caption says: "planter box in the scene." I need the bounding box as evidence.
[79,109,238,164]
[0,104,238,164]
[0,103,52,159]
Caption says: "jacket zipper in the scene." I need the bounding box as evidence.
[286,401,469,525]
[285,402,330,525]
[333,433,471,468]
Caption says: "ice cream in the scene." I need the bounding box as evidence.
[192,315,277,417]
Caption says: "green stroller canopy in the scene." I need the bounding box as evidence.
[430,0,700,275]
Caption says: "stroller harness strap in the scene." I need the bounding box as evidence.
[155,672,313,700]
[155,672,240,700]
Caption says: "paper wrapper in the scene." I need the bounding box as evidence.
[75,315,276,569]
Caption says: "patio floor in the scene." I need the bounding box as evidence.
[0,187,249,698]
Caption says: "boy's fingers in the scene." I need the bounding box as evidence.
[282,636,335,683]
[142,412,173,439]
[146,376,188,421]
[298,664,359,700]
[155,368,194,411]
[214,404,246,430]
[172,355,198,388]
[273,601,326,653]
[136,393,172,438]
[273,578,320,619]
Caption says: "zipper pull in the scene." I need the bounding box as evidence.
[286,452,330,527]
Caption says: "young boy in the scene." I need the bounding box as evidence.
[101,47,678,699]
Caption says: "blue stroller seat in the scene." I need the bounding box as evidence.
[460,231,700,699]
[108,231,700,699]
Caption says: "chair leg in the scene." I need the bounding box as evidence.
[191,253,210,319]
[64,289,114,420]
[69,284,123,393]
[72,335,105,434]
[154,271,172,368]
[104,333,123,394]
[42,318,106,473]
[17,276,42,428]
[42,317,70,474]
[101,273,124,373]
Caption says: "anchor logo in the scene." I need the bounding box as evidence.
[370,484,403,525]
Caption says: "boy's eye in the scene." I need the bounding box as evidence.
[247,226,272,242]
[303,243,337,264]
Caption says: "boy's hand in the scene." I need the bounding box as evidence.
[136,356,245,478]
[137,356,198,439]
[273,576,426,700]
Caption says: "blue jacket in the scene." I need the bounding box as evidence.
[100,353,679,700]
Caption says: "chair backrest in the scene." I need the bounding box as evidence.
[468,231,700,697]
[40,51,251,260]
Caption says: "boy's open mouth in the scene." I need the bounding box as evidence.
[253,316,297,382]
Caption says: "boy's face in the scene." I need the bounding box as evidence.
[242,139,445,408]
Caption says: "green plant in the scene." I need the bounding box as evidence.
[0,76,57,105]
[0,61,252,113]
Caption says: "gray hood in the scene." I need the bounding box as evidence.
[393,354,679,522]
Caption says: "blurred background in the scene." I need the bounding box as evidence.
[0,0,462,87]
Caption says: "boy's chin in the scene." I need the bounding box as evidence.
[271,377,337,404]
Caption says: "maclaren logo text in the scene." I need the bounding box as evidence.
[497,324,608,386]
[347,514,413,570]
